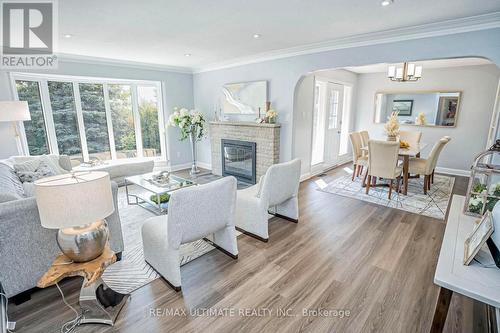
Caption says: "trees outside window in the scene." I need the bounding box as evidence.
[138,86,161,157]
[15,80,49,155]
[79,83,111,161]
[109,84,137,158]
[48,81,83,160]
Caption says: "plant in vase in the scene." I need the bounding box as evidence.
[486,182,500,212]
[169,107,206,175]
[384,111,400,141]
[468,196,484,215]
[265,109,278,124]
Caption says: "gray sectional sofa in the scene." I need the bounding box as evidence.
[0,155,124,300]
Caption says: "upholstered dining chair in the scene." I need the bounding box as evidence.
[408,137,450,194]
[236,159,301,242]
[366,140,402,199]
[349,132,368,180]
[141,176,238,291]
[359,131,370,148]
[399,130,422,148]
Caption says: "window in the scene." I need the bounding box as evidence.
[15,80,49,155]
[12,74,166,162]
[48,81,83,160]
[138,86,161,157]
[328,90,339,129]
[109,84,136,159]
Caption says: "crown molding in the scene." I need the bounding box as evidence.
[57,53,193,74]
[193,12,500,73]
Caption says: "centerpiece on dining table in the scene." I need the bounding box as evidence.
[384,111,400,141]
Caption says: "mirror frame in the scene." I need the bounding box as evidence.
[373,90,462,128]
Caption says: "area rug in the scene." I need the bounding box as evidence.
[102,173,226,294]
[317,174,455,220]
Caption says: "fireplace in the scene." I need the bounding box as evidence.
[221,139,257,185]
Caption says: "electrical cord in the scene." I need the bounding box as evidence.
[55,283,84,333]
[0,292,13,333]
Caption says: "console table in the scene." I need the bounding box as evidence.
[37,244,129,326]
[431,195,500,332]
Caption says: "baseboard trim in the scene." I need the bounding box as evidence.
[435,167,470,177]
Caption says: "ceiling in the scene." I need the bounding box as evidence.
[342,57,494,74]
[58,0,500,70]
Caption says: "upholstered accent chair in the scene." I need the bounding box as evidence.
[408,137,450,194]
[359,130,370,148]
[141,176,238,291]
[235,159,301,242]
[365,140,402,199]
[349,132,368,181]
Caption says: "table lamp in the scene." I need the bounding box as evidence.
[0,101,30,155]
[34,171,115,262]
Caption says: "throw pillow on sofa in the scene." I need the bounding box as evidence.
[0,163,25,202]
[15,160,56,183]
[13,155,67,183]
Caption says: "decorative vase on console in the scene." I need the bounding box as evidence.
[169,107,206,175]
[264,101,278,124]
[384,111,400,141]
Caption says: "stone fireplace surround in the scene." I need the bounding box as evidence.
[209,121,280,181]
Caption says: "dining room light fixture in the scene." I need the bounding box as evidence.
[387,62,422,82]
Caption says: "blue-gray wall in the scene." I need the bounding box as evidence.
[194,28,500,169]
[0,59,194,167]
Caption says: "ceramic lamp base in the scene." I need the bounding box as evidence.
[57,220,109,262]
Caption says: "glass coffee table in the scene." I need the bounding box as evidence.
[124,173,196,214]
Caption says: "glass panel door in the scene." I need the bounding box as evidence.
[108,84,136,159]
[48,81,83,161]
[137,86,161,157]
[79,83,111,161]
[15,80,50,155]
[311,82,325,166]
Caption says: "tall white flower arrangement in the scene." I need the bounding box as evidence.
[168,107,206,141]
[384,111,400,137]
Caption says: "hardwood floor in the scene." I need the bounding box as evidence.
[7,166,488,333]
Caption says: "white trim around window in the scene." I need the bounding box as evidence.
[9,72,167,162]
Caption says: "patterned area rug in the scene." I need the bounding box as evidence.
[317,174,455,220]
[102,173,226,294]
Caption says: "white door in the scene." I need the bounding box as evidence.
[311,80,344,174]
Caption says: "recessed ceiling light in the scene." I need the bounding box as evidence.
[184,53,191,57]
[253,34,261,39]
[381,0,393,6]
[63,34,73,38]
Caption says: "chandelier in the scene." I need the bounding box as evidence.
[387,62,422,82]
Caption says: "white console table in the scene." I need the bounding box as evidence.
[431,195,500,332]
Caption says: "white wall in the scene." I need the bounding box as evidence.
[354,64,500,172]
[194,28,500,171]
[292,69,358,177]
[0,59,195,168]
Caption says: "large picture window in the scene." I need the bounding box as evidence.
[12,74,165,162]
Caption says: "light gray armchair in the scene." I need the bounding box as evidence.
[141,176,238,291]
[235,159,301,242]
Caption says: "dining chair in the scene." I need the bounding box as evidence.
[399,130,422,148]
[141,176,238,291]
[407,137,450,194]
[366,140,402,199]
[235,159,301,242]
[349,132,368,180]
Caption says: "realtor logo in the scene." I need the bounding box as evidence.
[1,0,58,69]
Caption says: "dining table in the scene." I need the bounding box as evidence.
[361,142,428,195]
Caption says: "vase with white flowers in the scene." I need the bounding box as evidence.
[384,111,400,141]
[415,112,427,126]
[265,109,278,124]
[169,107,206,175]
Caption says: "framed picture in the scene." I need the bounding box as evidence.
[464,211,494,265]
[392,100,413,116]
[221,80,267,115]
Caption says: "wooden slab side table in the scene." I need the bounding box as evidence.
[37,244,130,326]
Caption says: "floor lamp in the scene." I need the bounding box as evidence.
[0,101,30,155]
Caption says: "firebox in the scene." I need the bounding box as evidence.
[221,139,257,185]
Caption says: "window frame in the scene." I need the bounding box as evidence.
[9,72,167,162]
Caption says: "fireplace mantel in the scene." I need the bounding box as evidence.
[209,121,280,181]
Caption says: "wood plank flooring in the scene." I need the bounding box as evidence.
[7,166,488,333]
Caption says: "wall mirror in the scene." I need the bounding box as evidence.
[221,80,267,115]
[374,91,461,127]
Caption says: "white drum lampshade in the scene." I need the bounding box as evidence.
[0,101,30,122]
[35,171,114,229]
[34,171,115,262]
